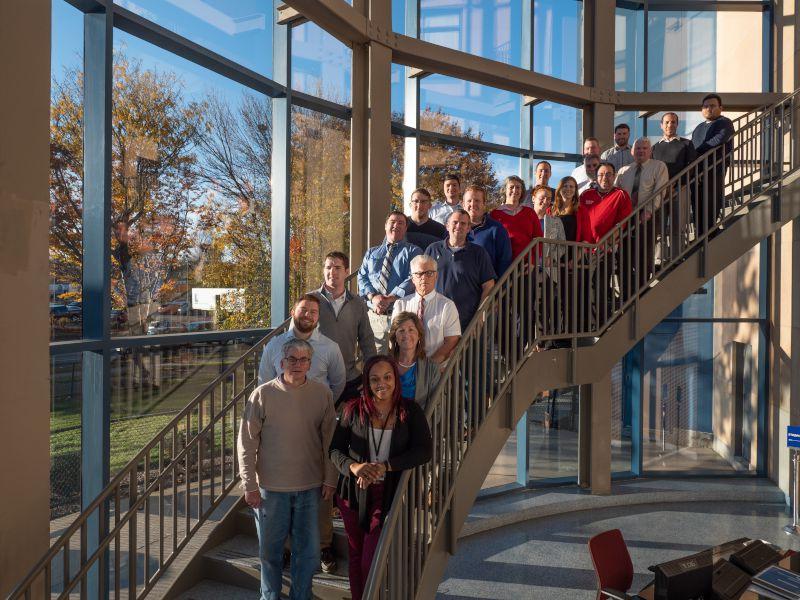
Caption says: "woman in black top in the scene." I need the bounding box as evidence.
[552,176,580,241]
[329,355,432,600]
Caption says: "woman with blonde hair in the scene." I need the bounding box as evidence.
[490,174,543,260]
[388,312,441,411]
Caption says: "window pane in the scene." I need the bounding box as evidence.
[534,0,583,83]
[529,388,579,482]
[51,352,82,518]
[420,0,524,67]
[419,141,504,203]
[615,5,644,92]
[420,75,523,147]
[292,21,352,105]
[391,63,406,123]
[112,31,273,335]
[50,0,84,342]
[114,0,274,77]
[290,107,351,302]
[540,159,581,187]
[109,339,260,475]
[533,101,581,154]
[392,134,405,209]
[393,0,408,35]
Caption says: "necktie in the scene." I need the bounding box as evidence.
[378,243,395,295]
[631,163,642,207]
[417,295,425,322]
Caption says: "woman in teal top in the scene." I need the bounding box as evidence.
[388,312,441,411]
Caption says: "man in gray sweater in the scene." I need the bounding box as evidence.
[238,338,337,600]
[311,251,376,407]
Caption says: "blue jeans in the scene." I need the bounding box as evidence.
[254,487,320,600]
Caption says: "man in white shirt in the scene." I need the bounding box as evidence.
[571,137,602,185]
[392,255,460,364]
[615,138,670,294]
[429,173,463,225]
[575,154,600,194]
[258,294,346,402]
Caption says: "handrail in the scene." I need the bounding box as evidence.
[362,89,800,599]
[11,91,798,599]
[9,275,358,599]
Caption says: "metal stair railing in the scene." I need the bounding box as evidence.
[8,96,793,600]
[362,90,800,600]
[8,277,357,600]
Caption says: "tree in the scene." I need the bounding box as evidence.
[193,92,273,328]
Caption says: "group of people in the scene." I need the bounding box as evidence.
[236,93,736,600]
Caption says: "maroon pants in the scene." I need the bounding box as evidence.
[337,483,385,600]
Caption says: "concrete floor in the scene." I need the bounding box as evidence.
[439,500,800,599]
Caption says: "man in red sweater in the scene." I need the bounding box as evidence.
[576,162,633,326]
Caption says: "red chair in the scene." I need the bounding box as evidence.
[588,528,638,600]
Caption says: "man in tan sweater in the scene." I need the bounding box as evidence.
[238,338,337,600]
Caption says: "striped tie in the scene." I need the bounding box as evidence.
[417,295,425,322]
[378,243,395,295]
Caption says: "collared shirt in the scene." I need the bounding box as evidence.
[357,239,422,309]
[313,285,376,382]
[428,200,462,226]
[321,287,346,317]
[571,164,597,194]
[392,290,461,357]
[601,144,634,172]
[615,158,670,210]
[467,214,512,276]
[425,240,496,330]
[576,187,633,244]
[257,321,347,401]
[652,136,698,179]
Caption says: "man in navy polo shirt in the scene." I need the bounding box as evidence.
[425,209,496,331]
[463,184,512,277]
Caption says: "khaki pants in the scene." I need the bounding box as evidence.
[368,310,392,354]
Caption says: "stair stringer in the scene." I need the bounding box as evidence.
[414,169,800,600]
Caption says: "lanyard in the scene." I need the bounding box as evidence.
[369,408,393,462]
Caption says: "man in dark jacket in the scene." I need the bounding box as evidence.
[463,184,512,277]
[691,94,735,236]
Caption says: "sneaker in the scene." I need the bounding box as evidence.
[320,547,337,574]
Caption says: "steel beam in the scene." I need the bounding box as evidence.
[270,3,291,326]
[401,0,420,213]
[616,91,783,111]
[350,0,368,264]
[584,0,617,146]
[282,0,369,46]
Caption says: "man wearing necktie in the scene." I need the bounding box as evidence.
[616,138,669,299]
[357,211,422,353]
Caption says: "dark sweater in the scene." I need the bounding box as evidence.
[691,116,735,156]
[329,399,432,531]
[406,218,447,250]
[652,137,698,179]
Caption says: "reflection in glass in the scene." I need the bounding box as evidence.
[112,32,273,335]
[114,0,274,77]
[482,431,517,490]
[392,134,405,209]
[420,0,523,67]
[543,160,583,189]
[419,141,502,202]
[292,21,352,105]
[420,75,524,147]
[534,0,583,83]
[50,0,84,342]
[289,107,351,302]
[50,352,82,518]
[529,388,579,482]
[615,5,644,92]
[391,63,406,122]
[533,102,581,154]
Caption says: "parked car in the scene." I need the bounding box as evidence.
[50,303,69,318]
[187,320,214,333]
[157,301,189,316]
[66,302,82,315]
[147,320,188,335]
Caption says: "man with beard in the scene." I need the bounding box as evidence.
[258,294,346,401]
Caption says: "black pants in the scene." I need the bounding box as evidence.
[693,163,727,237]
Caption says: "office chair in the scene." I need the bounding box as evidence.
[588,528,640,600]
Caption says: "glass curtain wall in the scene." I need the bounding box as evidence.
[48,0,353,518]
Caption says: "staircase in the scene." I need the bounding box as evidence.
[9,91,800,600]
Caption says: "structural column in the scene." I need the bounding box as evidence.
[582,0,616,146]
[350,0,368,264]
[366,0,393,246]
[578,373,612,495]
[0,0,51,593]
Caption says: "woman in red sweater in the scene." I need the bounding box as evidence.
[490,175,543,260]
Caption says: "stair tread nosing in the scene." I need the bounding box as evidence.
[205,534,351,591]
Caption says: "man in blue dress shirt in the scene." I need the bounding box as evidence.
[691,93,735,236]
[357,211,422,353]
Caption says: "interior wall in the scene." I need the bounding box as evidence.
[0,0,52,593]
[712,246,761,469]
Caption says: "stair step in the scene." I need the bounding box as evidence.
[176,579,260,600]
[236,508,350,559]
[204,534,351,598]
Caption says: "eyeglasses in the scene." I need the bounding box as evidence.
[284,356,311,365]
[412,270,436,278]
